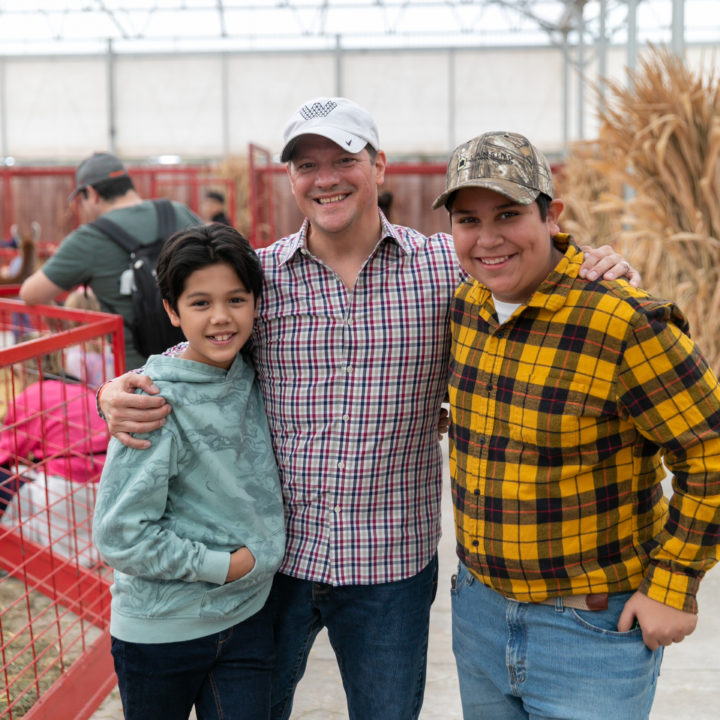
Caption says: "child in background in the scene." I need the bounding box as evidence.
[92,224,285,720]
[0,341,107,564]
[63,287,115,388]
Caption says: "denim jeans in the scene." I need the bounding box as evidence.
[268,554,438,720]
[451,563,663,720]
[111,604,274,720]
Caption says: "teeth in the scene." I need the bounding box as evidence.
[318,194,346,204]
[211,334,233,341]
[481,256,509,265]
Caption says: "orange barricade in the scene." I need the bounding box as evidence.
[0,300,124,720]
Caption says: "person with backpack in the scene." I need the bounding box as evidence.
[20,152,202,370]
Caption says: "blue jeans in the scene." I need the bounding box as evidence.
[111,604,274,720]
[451,563,663,720]
[269,555,438,720]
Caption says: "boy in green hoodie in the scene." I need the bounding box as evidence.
[93,224,285,720]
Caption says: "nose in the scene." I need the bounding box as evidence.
[209,304,230,324]
[474,225,503,248]
[314,161,340,188]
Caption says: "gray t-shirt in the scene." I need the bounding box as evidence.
[42,200,202,370]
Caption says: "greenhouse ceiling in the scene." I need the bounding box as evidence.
[0,1,714,55]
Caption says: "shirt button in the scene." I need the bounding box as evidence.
[337,461,345,469]
[345,365,353,374]
[342,414,350,422]
[334,505,341,513]
[474,489,480,496]
[472,540,479,547]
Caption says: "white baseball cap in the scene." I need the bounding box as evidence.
[280,97,380,162]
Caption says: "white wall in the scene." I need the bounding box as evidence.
[0,44,717,163]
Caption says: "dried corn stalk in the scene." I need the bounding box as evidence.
[554,139,624,246]
[561,46,720,371]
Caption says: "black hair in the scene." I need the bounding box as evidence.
[535,192,553,221]
[86,175,136,201]
[378,190,393,218]
[205,190,225,203]
[156,224,263,313]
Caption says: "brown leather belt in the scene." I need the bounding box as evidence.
[538,593,609,611]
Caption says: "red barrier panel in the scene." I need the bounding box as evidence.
[0,301,124,719]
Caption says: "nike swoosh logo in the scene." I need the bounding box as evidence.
[346,139,352,146]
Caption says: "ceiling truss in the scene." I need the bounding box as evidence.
[0,1,704,54]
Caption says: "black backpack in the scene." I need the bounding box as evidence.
[91,198,186,358]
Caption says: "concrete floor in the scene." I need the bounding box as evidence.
[92,443,720,719]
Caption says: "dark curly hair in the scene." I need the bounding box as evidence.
[156,223,263,313]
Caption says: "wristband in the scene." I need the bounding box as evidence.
[96,380,110,421]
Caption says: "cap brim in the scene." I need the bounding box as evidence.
[67,185,85,203]
[281,127,369,162]
[432,178,540,210]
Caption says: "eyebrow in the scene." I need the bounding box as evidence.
[184,287,249,299]
[451,201,519,215]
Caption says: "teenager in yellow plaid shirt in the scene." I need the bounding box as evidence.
[436,131,720,719]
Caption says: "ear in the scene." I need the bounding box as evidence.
[547,199,564,236]
[373,150,387,187]
[163,298,182,328]
[286,163,298,199]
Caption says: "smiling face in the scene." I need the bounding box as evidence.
[286,134,386,246]
[450,186,564,304]
[163,262,257,370]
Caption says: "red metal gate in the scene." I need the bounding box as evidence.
[0,300,124,720]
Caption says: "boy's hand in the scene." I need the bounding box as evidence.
[99,372,172,449]
[579,245,641,287]
[226,547,256,582]
[617,591,697,650]
[437,406,450,440]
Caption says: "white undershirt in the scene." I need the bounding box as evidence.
[492,296,522,325]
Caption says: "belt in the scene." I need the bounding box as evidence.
[537,593,609,611]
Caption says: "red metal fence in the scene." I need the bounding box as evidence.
[0,164,236,249]
[0,300,124,720]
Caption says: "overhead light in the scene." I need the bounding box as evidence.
[155,154,182,165]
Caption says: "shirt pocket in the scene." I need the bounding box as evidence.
[507,369,612,466]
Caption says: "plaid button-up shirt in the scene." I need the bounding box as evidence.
[449,238,720,613]
[255,217,462,585]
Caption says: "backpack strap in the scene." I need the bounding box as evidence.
[90,216,141,254]
[90,198,177,252]
[152,198,176,240]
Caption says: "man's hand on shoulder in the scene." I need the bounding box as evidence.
[578,244,642,287]
[100,372,171,450]
[617,591,697,650]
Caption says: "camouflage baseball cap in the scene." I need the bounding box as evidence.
[432,131,554,210]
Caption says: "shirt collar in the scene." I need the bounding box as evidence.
[277,211,412,267]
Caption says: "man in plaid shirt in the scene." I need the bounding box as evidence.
[438,130,720,719]
[98,103,637,719]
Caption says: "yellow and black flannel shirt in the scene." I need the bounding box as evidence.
[448,236,720,613]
